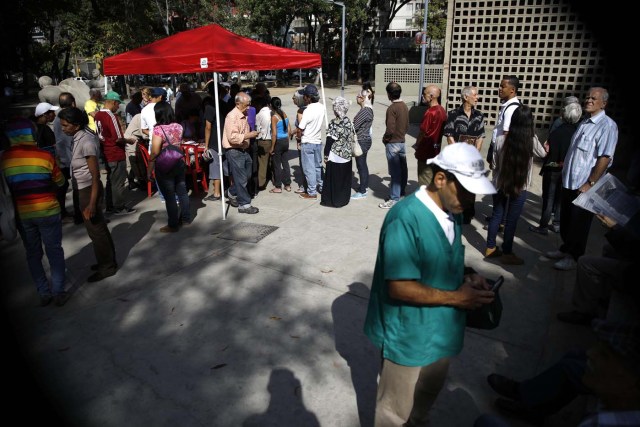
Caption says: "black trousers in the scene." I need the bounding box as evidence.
[559,187,594,260]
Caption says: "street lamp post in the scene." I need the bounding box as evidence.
[326,0,345,97]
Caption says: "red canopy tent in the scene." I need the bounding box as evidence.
[103,24,321,74]
[103,24,325,220]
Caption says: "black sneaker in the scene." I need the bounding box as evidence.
[227,198,239,208]
[238,206,259,214]
[114,207,137,215]
[54,292,70,307]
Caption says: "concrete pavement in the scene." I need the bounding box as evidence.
[1,84,606,426]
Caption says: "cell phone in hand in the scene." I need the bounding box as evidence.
[491,276,504,292]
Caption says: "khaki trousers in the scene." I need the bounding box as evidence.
[375,357,450,427]
[257,139,272,188]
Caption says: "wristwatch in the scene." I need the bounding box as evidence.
[588,180,596,186]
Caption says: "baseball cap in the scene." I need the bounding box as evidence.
[426,143,496,195]
[104,91,123,103]
[35,102,60,117]
[303,84,318,97]
[150,87,167,98]
[592,319,640,361]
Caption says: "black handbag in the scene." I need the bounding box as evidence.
[466,277,503,330]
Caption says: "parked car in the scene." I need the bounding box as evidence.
[265,71,277,81]
[291,69,314,78]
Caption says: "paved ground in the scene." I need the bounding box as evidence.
[1,84,606,426]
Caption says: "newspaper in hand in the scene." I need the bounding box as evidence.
[572,173,640,226]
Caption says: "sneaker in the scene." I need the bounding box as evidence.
[545,250,567,260]
[238,206,259,214]
[39,295,53,307]
[54,292,71,307]
[556,310,596,325]
[227,198,239,208]
[160,225,179,233]
[113,207,137,215]
[554,257,577,271]
[501,253,524,265]
[378,200,396,209]
[528,225,548,235]
[549,223,561,233]
[351,192,367,200]
[299,193,317,199]
[203,194,221,201]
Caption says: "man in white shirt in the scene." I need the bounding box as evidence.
[296,84,325,199]
[140,87,166,152]
[254,95,273,191]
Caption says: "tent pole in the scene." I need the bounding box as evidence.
[213,72,226,220]
[319,68,328,127]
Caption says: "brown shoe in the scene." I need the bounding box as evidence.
[299,193,317,199]
[501,253,524,265]
[160,225,179,233]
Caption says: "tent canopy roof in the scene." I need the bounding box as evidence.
[103,24,322,76]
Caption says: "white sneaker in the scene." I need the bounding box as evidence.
[378,199,397,209]
[351,192,367,200]
[545,250,567,260]
[554,257,577,271]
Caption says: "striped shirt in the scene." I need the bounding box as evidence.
[1,145,65,220]
[353,107,374,145]
[562,110,618,190]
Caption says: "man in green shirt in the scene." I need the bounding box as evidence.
[364,143,498,426]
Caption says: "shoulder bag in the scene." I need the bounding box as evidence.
[351,122,363,157]
[155,127,184,174]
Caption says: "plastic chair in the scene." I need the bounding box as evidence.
[136,143,155,198]
[182,144,208,195]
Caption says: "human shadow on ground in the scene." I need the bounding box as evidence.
[242,368,320,427]
[64,210,155,293]
[332,282,380,427]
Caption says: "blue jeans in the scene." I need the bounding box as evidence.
[539,170,562,228]
[487,190,527,254]
[156,162,190,228]
[301,143,323,196]
[226,148,253,207]
[355,140,372,193]
[17,214,66,296]
[385,142,408,201]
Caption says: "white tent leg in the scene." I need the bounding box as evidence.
[213,72,226,220]
[318,68,328,127]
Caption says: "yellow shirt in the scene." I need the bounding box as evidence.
[84,99,102,131]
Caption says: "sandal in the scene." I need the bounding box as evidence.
[284,186,291,192]
[269,188,283,193]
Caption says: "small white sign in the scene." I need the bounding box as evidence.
[200,58,208,68]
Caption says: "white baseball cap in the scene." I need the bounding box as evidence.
[35,102,59,117]
[426,143,496,195]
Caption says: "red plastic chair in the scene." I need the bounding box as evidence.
[136,143,155,198]
[182,144,208,195]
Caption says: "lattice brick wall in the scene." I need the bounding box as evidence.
[375,64,444,103]
[445,0,623,135]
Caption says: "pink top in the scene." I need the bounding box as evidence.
[153,123,183,147]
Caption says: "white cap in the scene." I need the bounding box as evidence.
[35,102,59,117]
[426,143,496,195]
